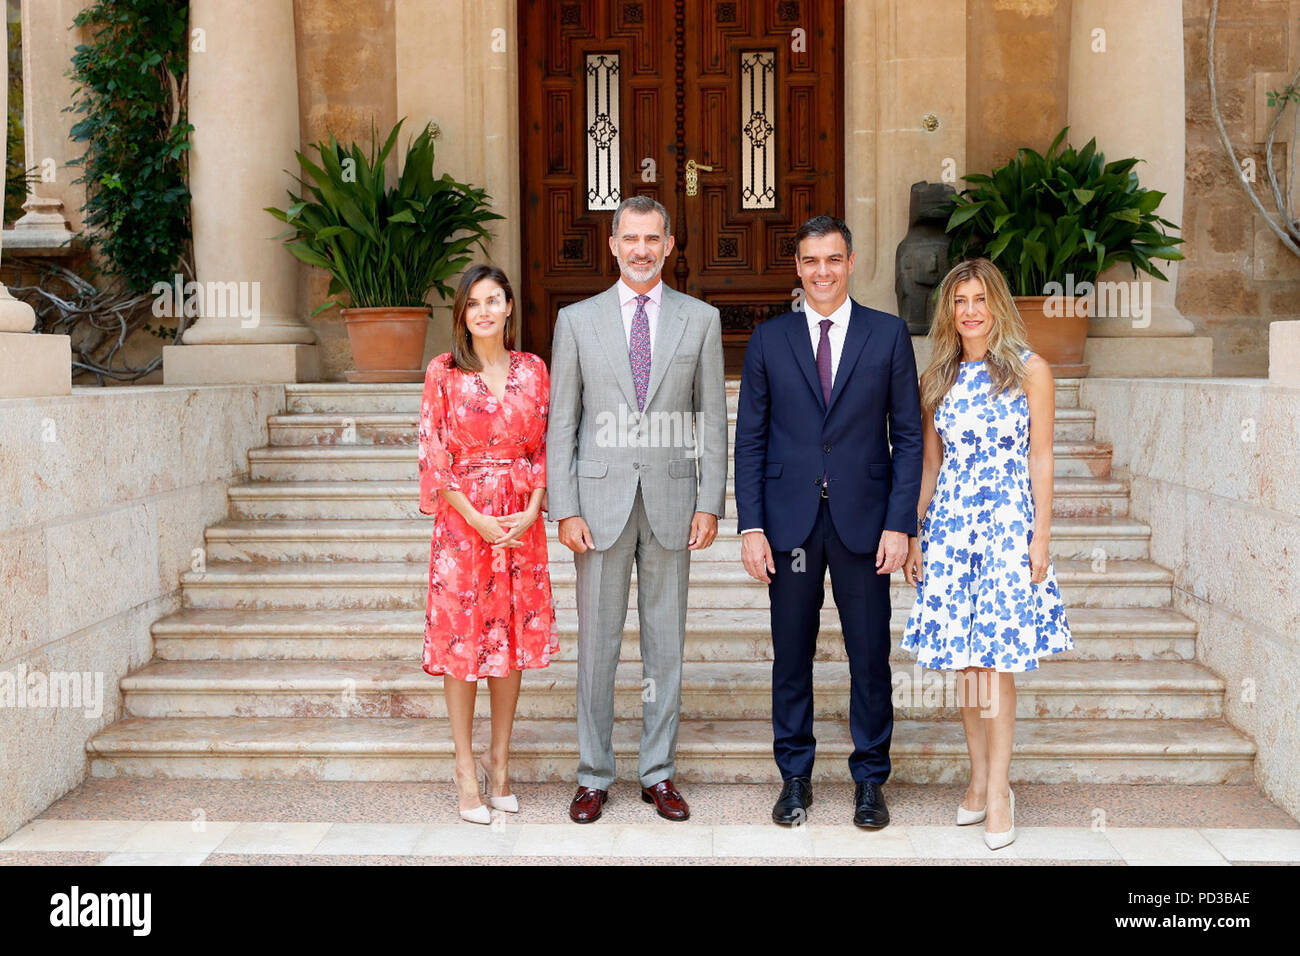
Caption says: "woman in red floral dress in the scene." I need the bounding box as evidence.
[418,264,558,823]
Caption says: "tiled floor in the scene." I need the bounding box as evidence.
[2,780,1296,865]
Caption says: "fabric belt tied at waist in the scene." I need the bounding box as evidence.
[453,443,528,468]
[449,444,536,514]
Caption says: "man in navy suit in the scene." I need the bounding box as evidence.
[734,215,923,828]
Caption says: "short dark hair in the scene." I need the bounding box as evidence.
[611,195,671,238]
[793,214,852,257]
[449,264,515,372]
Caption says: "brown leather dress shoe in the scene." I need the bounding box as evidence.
[641,779,690,821]
[569,785,609,823]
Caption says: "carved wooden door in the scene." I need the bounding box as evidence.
[517,0,844,371]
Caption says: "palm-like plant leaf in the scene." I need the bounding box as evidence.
[944,126,1183,296]
[264,117,505,310]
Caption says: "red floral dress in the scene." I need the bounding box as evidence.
[418,350,559,681]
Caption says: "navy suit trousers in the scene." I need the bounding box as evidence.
[769,496,894,784]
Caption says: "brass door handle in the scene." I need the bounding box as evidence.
[685,158,714,197]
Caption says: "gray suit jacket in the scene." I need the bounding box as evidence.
[546,282,728,551]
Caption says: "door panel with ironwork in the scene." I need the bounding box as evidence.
[517,0,843,370]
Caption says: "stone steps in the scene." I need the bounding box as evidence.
[150,606,1199,663]
[118,658,1225,721]
[224,474,1132,520]
[263,406,1099,446]
[84,376,1256,788]
[202,514,1152,563]
[177,557,1176,610]
[282,379,1083,414]
[85,715,1255,784]
[245,438,1114,481]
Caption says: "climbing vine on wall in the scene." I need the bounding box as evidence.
[5,0,193,383]
[7,11,28,223]
[66,0,192,292]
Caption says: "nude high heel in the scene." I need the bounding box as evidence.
[983,789,1015,850]
[479,755,519,813]
[454,765,491,825]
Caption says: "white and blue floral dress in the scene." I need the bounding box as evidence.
[900,349,1073,672]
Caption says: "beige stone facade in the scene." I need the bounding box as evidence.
[1182,0,1300,376]
[5,0,1300,860]
[11,0,1300,384]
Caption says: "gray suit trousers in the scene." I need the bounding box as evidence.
[574,483,690,790]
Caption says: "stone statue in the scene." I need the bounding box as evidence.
[895,181,957,334]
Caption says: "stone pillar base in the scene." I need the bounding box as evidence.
[1269,321,1300,388]
[1082,336,1214,378]
[163,344,321,385]
[11,195,77,250]
[1087,306,1197,338]
[0,332,71,396]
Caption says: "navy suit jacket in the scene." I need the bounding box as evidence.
[733,299,924,554]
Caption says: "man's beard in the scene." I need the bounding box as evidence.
[618,255,663,284]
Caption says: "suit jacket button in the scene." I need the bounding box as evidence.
[823,443,831,452]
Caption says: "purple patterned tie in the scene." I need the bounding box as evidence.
[816,318,833,404]
[630,293,651,411]
[816,318,832,494]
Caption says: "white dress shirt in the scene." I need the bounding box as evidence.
[804,294,852,386]
[617,278,663,354]
[740,296,853,536]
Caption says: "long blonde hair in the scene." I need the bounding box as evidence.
[919,258,1031,414]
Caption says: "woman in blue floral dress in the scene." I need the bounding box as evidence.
[900,257,1072,850]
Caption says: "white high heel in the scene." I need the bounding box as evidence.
[983,789,1015,850]
[479,756,519,813]
[956,799,987,826]
[455,766,491,825]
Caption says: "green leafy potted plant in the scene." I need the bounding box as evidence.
[266,118,503,382]
[943,126,1183,376]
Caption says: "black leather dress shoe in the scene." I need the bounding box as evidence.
[772,776,813,825]
[853,781,889,828]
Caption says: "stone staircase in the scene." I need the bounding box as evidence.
[86,379,1257,784]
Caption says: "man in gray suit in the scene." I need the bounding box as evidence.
[547,195,727,823]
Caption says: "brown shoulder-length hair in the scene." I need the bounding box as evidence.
[449,264,516,372]
[919,258,1031,415]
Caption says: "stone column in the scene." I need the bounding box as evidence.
[1067,0,1213,374]
[164,0,319,384]
[0,0,70,397]
[11,0,82,244]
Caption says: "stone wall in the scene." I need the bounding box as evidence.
[1080,374,1300,819]
[0,383,282,840]
[965,0,1072,175]
[293,0,400,382]
[28,1,1300,382]
[1182,0,1300,375]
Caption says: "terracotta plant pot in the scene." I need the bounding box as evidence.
[1013,295,1089,378]
[340,306,431,383]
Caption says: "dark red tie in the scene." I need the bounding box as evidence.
[816,318,833,404]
